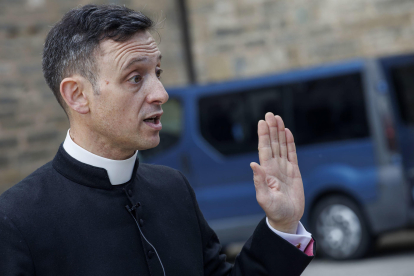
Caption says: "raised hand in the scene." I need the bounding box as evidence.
[250,113,305,234]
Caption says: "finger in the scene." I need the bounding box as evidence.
[265,112,279,158]
[250,162,267,191]
[258,120,272,163]
[285,128,298,165]
[275,115,287,159]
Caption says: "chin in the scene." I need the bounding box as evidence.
[136,135,160,151]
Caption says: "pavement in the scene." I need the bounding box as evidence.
[303,251,414,276]
[303,229,414,276]
[226,229,414,275]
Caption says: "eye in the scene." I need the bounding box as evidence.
[156,69,163,79]
[127,75,142,84]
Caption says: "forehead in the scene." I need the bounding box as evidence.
[98,31,161,70]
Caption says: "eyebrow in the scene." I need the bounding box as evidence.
[122,54,162,72]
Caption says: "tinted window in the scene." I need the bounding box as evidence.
[199,87,285,155]
[292,73,369,145]
[199,72,369,156]
[389,64,414,125]
[140,98,182,159]
[199,92,249,155]
[244,87,285,152]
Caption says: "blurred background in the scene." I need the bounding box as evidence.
[2,0,414,274]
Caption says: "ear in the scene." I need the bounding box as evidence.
[60,76,90,114]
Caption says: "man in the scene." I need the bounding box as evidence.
[0,4,314,275]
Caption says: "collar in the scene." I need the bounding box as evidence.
[57,130,138,186]
[53,144,139,190]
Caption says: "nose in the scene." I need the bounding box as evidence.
[146,76,169,105]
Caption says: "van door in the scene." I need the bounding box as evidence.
[189,85,287,240]
[380,56,414,186]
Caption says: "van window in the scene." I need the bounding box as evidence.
[245,87,285,152]
[199,86,286,156]
[199,92,250,155]
[389,64,414,125]
[199,72,369,156]
[292,73,369,145]
[139,98,183,159]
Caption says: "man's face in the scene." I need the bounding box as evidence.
[88,31,168,153]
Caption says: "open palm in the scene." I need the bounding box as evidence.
[250,113,305,234]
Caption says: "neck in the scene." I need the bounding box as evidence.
[69,125,135,160]
[63,129,138,185]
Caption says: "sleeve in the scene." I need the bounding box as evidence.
[266,218,313,255]
[0,209,35,276]
[180,172,314,276]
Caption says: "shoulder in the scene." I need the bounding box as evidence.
[0,161,56,215]
[136,162,194,196]
[137,162,186,183]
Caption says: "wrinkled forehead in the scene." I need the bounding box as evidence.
[97,31,161,71]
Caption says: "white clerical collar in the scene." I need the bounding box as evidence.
[63,129,138,185]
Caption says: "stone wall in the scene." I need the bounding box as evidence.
[0,0,186,193]
[189,0,414,83]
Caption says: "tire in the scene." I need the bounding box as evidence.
[310,195,373,260]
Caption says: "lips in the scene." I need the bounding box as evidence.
[143,116,160,124]
[143,112,163,130]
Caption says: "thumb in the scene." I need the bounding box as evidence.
[250,162,267,191]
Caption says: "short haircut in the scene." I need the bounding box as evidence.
[42,4,154,111]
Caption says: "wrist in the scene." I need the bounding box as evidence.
[268,219,298,234]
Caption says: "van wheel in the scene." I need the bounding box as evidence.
[310,195,373,260]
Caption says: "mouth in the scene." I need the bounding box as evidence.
[143,112,163,130]
[143,115,161,124]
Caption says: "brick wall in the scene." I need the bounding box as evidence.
[0,0,186,193]
[188,0,414,83]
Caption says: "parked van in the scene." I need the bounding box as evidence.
[139,55,414,260]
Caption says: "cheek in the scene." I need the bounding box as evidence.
[93,84,146,129]
[112,99,144,129]
[93,98,126,128]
